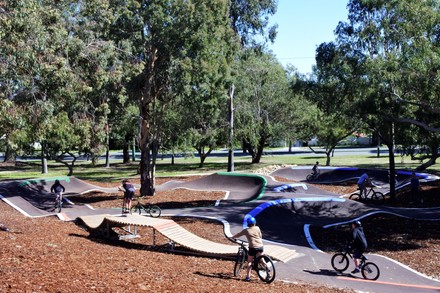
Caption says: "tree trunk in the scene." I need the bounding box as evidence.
[227,84,235,172]
[105,124,110,168]
[387,144,396,200]
[139,144,155,196]
[4,144,16,163]
[123,134,131,164]
[252,136,267,164]
[325,150,331,166]
[416,141,439,171]
[139,47,158,196]
[41,147,48,174]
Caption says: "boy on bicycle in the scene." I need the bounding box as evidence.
[357,172,369,197]
[232,216,265,282]
[312,161,320,177]
[350,220,368,273]
[50,179,65,206]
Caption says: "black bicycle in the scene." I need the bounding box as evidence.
[130,197,161,217]
[349,186,384,204]
[306,172,319,182]
[331,245,380,280]
[232,239,276,283]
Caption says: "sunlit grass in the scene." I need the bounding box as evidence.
[0,149,437,182]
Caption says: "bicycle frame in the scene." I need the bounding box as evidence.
[350,185,384,204]
[232,238,276,283]
[130,198,161,217]
[331,245,380,280]
[360,186,375,199]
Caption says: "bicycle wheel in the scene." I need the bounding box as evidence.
[148,205,161,217]
[233,250,246,277]
[361,262,380,280]
[349,193,362,201]
[306,174,313,181]
[331,253,350,272]
[372,192,385,204]
[55,200,62,213]
[255,255,276,283]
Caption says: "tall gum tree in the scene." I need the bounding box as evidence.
[110,0,278,195]
[318,0,440,198]
[109,0,235,195]
[234,50,290,164]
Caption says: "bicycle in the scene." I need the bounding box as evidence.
[130,197,161,217]
[331,245,380,280]
[54,192,63,213]
[306,172,319,182]
[232,238,276,283]
[349,185,384,204]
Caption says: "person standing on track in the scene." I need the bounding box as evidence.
[357,172,369,197]
[50,179,65,205]
[118,179,136,214]
[350,220,368,274]
[232,216,265,282]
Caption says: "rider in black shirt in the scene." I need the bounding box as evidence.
[351,220,368,274]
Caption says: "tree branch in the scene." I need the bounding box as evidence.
[393,117,440,132]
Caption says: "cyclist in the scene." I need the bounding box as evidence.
[232,216,265,282]
[312,161,320,177]
[118,179,136,214]
[50,180,65,207]
[357,172,369,197]
[350,220,368,274]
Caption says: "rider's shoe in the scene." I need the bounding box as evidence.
[244,277,251,282]
[351,268,360,274]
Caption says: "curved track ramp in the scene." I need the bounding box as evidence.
[78,213,299,263]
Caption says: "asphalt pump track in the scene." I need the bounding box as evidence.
[1,167,440,292]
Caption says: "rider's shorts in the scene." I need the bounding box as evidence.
[124,189,135,200]
[353,248,364,259]
[249,246,264,257]
[357,182,366,191]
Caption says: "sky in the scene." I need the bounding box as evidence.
[267,0,349,74]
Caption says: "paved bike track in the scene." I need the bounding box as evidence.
[1,168,440,292]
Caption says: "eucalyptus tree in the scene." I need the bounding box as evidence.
[277,66,322,153]
[107,0,237,195]
[234,50,290,163]
[229,0,278,46]
[0,100,28,162]
[297,42,361,166]
[319,0,440,198]
[0,0,72,170]
[173,19,234,168]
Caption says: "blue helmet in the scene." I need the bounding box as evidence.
[353,220,362,227]
[247,217,256,226]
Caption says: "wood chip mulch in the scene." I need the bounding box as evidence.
[1,175,439,292]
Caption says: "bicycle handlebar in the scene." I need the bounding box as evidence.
[228,237,248,246]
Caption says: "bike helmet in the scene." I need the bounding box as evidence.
[353,220,362,227]
[247,216,256,226]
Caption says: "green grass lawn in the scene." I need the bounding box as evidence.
[0,149,438,182]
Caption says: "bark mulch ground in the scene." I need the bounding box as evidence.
[1,175,439,292]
